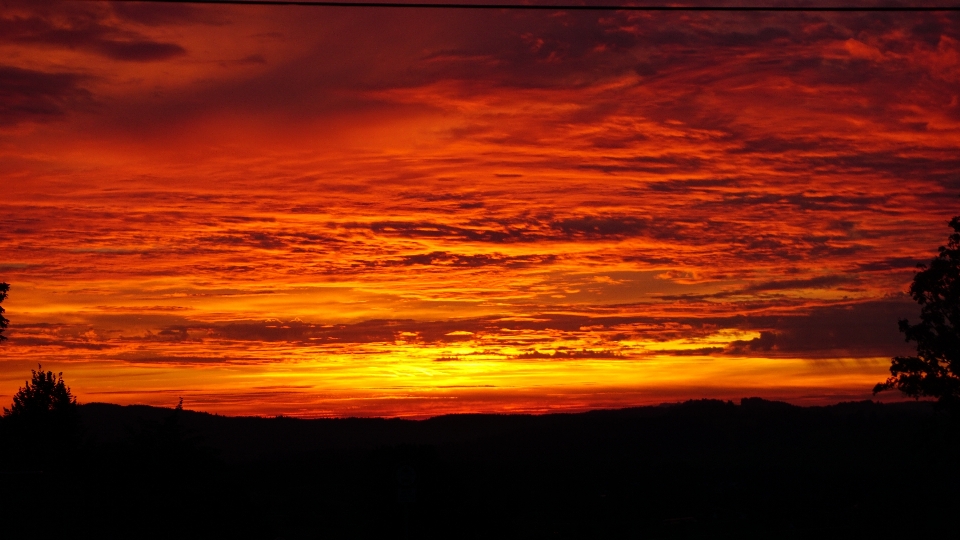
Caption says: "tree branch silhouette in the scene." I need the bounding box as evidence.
[0,282,9,343]
[875,215,960,409]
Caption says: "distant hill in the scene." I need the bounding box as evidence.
[3,398,954,539]
[79,401,560,461]
[78,398,936,461]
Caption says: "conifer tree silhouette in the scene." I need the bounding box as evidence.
[4,365,78,419]
[2,365,80,469]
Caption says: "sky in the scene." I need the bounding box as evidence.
[1,0,959,418]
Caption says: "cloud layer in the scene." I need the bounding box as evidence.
[1,2,958,416]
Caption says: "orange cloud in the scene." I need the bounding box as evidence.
[1,3,958,416]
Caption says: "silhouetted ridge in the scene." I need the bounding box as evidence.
[3,399,954,539]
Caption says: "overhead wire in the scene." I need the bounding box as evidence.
[70,1,960,12]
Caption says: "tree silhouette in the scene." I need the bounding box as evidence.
[2,365,80,469]
[3,365,78,419]
[0,282,9,342]
[875,216,960,408]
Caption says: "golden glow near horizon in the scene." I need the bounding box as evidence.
[1,1,958,416]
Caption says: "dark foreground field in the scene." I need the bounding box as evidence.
[2,399,958,539]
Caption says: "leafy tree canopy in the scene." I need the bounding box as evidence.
[876,216,960,407]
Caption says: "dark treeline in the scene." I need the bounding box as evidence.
[1,398,958,539]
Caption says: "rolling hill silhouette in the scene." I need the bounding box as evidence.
[2,398,956,539]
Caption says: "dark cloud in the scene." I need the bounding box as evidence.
[855,257,924,272]
[387,251,557,269]
[798,153,960,184]
[403,10,643,89]
[653,347,726,356]
[716,192,887,213]
[516,349,624,360]
[360,215,679,243]
[0,13,186,62]
[209,319,407,344]
[111,3,222,26]
[176,297,922,359]
[82,8,791,132]
[117,353,233,365]
[728,331,779,353]
[364,221,524,243]
[234,54,267,65]
[550,216,649,239]
[28,3,949,162]
[94,305,193,312]
[8,336,113,350]
[397,190,494,207]
[714,27,792,47]
[724,298,919,358]
[645,178,737,193]
[154,316,569,347]
[732,136,847,155]
[743,274,859,293]
[577,155,707,175]
[199,232,288,250]
[93,39,185,62]
[188,229,347,254]
[0,65,90,126]
[4,294,921,364]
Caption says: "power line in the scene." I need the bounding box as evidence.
[72,1,960,12]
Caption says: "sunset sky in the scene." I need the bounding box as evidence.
[1,0,959,417]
